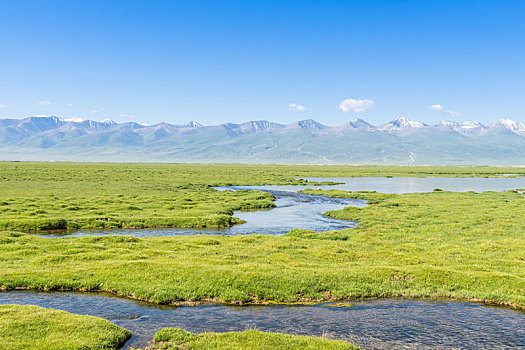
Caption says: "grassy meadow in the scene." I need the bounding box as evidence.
[0,304,130,349]
[0,162,523,307]
[146,328,358,350]
[0,162,523,231]
[0,162,524,349]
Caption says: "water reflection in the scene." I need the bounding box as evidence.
[37,177,525,238]
[40,190,363,238]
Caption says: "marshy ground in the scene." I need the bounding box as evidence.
[0,162,524,349]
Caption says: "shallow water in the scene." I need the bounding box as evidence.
[38,177,525,238]
[40,189,364,238]
[302,176,525,194]
[1,291,523,349]
[9,177,525,348]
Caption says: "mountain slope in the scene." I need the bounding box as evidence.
[0,116,523,164]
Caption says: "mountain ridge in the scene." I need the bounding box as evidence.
[0,115,524,164]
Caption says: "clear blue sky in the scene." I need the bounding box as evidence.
[1,0,524,125]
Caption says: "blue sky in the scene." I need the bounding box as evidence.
[1,0,524,125]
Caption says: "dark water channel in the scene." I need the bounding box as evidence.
[1,291,524,349]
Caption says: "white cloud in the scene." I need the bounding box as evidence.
[288,103,306,112]
[35,114,50,118]
[431,104,461,117]
[67,103,73,107]
[338,98,374,113]
[90,110,100,114]
[38,100,51,105]
[0,104,5,108]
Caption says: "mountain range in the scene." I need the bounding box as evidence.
[0,115,524,164]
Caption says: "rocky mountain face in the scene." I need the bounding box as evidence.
[0,116,524,164]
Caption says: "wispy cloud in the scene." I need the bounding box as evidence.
[90,110,100,114]
[38,100,51,105]
[338,98,374,113]
[288,103,306,112]
[431,104,461,117]
[0,104,5,108]
[67,103,73,107]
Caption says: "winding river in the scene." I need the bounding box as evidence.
[37,176,525,238]
[39,189,364,238]
[1,291,524,349]
[5,177,525,349]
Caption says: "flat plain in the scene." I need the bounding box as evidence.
[0,162,524,349]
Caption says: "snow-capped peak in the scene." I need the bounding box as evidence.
[458,120,483,129]
[439,120,457,127]
[380,116,425,131]
[184,121,203,128]
[101,119,116,125]
[496,118,525,132]
[438,120,486,135]
[396,116,425,128]
[440,120,484,129]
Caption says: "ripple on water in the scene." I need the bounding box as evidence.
[0,292,523,349]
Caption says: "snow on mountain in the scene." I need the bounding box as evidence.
[379,116,426,133]
[2,115,524,137]
[439,120,486,135]
[490,118,525,135]
[1,115,524,164]
[238,120,281,133]
[184,121,203,128]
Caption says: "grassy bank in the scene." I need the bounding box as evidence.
[0,304,130,349]
[144,328,358,350]
[0,162,523,231]
[0,188,275,231]
[1,189,523,308]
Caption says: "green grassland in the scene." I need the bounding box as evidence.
[1,162,524,349]
[1,188,523,308]
[145,328,358,350]
[0,188,275,231]
[0,162,523,231]
[0,304,130,350]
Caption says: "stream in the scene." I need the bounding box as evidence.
[1,291,524,349]
[7,176,525,349]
